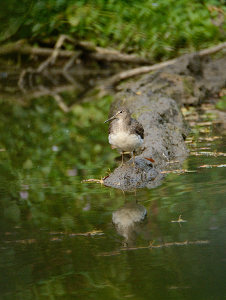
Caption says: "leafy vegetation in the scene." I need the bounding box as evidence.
[216,95,226,111]
[1,0,226,60]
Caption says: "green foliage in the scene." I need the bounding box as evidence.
[0,0,33,41]
[2,0,226,60]
[216,96,226,111]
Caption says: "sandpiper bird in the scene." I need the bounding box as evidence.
[104,108,144,164]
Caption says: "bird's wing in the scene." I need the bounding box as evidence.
[131,118,144,139]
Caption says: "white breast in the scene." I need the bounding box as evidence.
[109,132,143,152]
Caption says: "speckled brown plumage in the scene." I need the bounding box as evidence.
[108,109,144,139]
[106,108,144,154]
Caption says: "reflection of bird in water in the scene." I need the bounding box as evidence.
[112,201,147,247]
[104,109,144,165]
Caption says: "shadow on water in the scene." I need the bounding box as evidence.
[0,90,226,299]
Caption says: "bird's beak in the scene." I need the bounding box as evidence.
[104,112,119,123]
[104,116,115,123]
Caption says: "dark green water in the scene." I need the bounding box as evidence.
[0,97,225,299]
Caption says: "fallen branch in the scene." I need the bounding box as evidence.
[160,169,196,174]
[105,42,226,87]
[121,240,210,250]
[10,35,151,95]
[0,40,75,57]
[97,240,210,256]
[198,41,226,57]
[77,40,150,64]
[106,58,177,87]
[0,37,150,64]
[3,230,104,244]
[72,41,226,103]
[3,39,226,111]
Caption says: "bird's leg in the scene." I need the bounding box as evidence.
[132,151,136,166]
[120,151,130,165]
[120,151,124,166]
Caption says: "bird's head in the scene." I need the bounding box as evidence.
[104,109,130,123]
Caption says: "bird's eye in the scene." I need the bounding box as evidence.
[119,110,123,113]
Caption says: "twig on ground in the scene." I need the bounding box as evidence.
[81,177,105,185]
[97,240,210,256]
[171,215,187,224]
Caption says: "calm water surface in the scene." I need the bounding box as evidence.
[0,99,225,299]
